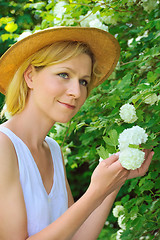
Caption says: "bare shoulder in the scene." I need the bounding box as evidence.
[0,131,18,179]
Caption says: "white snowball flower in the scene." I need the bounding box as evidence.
[80,11,97,28]
[118,126,148,151]
[118,214,126,230]
[118,126,148,170]
[89,19,108,31]
[143,93,158,105]
[54,1,66,20]
[113,205,125,218]
[119,148,145,170]
[119,103,138,123]
[116,229,123,240]
[80,11,108,31]
[89,19,102,28]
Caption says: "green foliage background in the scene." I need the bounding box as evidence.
[0,0,160,239]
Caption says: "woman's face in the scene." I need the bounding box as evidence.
[26,53,92,123]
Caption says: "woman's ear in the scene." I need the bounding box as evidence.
[24,65,35,89]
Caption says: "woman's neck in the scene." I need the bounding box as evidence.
[2,105,55,150]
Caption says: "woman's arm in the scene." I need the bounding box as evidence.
[61,151,121,240]
[64,150,153,240]
[71,189,120,240]
[0,132,153,240]
[0,133,28,240]
[28,154,129,240]
[0,133,127,240]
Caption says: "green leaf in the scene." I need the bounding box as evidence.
[103,136,114,146]
[128,144,139,149]
[24,2,45,10]
[121,195,130,204]
[128,178,139,192]
[136,109,144,122]
[140,180,154,192]
[155,178,160,189]
[0,17,13,25]
[108,129,119,146]
[129,93,141,105]
[117,73,132,89]
[147,71,157,83]
[1,33,13,41]
[4,22,18,33]
[155,67,160,74]
[103,129,118,147]
[155,19,160,30]
[130,205,139,215]
[97,145,109,160]
[92,6,101,14]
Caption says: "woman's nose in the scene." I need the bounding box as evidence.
[66,79,81,99]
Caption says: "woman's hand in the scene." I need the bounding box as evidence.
[89,154,129,202]
[126,149,154,180]
[89,149,153,203]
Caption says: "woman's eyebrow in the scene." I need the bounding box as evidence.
[59,67,91,79]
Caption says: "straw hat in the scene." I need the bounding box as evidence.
[0,26,120,95]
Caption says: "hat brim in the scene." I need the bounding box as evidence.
[0,26,120,95]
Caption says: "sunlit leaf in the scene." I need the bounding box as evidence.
[4,22,18,33]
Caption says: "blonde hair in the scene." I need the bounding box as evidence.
[2,41,99,117]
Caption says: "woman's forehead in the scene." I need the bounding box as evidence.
[47,53,92,76]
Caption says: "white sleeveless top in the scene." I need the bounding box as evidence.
[0,126,68,236]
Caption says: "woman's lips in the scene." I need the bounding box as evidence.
[58,101,76,109]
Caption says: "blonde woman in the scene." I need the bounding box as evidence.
[0,27,153,240]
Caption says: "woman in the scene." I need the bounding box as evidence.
[0,27,153,240]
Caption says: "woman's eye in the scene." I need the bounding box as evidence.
[58,73,69,79]
[79,79,88,87]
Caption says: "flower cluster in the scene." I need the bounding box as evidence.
[119,148,145,170]
[118,126,148,150]
[118,126,148,170]
[113,205,125,218]
[113,204,138,239]
[118,214,126,230]
[112,205,126,239]
[119,103,137,123]
[79,11,108,31]
[143,93,158,105]
[116,229,123,240]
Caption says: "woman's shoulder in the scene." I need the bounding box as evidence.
[0,129,19,175]
[0,129,14,150]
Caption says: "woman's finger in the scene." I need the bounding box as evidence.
[141,151,154,173]
[101,152,120,167]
